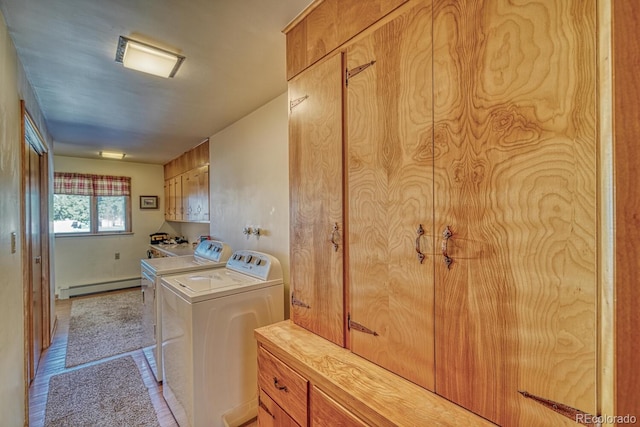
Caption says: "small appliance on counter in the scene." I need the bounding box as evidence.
[150,232,169,245]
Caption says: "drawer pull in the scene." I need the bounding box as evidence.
[273,377,288,392]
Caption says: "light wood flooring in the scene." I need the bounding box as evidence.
[28,290,178,427]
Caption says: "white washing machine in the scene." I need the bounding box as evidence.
[140,240,232,382]
[161,250,284,427]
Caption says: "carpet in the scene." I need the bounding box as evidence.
[44,356,161,427]
[65,289,153,368]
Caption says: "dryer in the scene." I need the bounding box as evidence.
[161,250,284,427]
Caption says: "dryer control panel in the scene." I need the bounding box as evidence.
[194,240,233,262]
[227,250,283,281]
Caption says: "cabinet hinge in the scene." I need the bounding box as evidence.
[289,95,308,112]
[518,391,599,426]
[347,313,378,336]
[345,60,376,86]
[291,293,310,309]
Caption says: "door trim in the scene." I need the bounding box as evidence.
[20,100,51,424]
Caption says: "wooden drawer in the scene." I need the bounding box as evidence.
[310,386,367,426]
[258,388,301,427]
[258,346,308,426]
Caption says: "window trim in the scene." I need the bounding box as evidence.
[53,172,132,235]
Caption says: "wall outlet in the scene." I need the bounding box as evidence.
[115,252,120,260]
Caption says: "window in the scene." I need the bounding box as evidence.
[53,173,131,234]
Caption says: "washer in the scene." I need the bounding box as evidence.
[161,250,284,427]
[140,240,232,382]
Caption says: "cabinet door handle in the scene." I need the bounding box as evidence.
[415,224,425,264]
[330,223,340,251]
[273,377,288,392]
[441,226,453,269]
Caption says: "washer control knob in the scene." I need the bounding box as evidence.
[246,255,253,263]
[255,258,262,266]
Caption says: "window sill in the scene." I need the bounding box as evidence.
[54,232,134,238]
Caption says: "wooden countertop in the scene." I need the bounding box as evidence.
[255,320,494,426]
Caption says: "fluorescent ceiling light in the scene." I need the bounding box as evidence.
[115,36,185,78]
[100,151,126,160]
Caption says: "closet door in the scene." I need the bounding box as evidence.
[346,1,435,390]
[433,1,597,425]
[289,52,345,347]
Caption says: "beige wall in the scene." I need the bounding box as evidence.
[0,10,53,426]
[53,156,165,294]
[209,93,291,317]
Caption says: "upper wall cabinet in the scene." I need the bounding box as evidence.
[164,139,209,223]
[284,0,407,80]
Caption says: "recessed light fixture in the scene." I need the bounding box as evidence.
[115,36,185,78]
[100,151,126,160]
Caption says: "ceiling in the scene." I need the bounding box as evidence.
[0,0,311,164]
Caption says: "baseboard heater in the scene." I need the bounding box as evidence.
[58,277,140,299]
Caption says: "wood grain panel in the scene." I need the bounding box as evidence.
[258,388,300,427]
[286,0,407,79]
[310,386,367,427]
[433,1,597,425]
[286,21,308,80]
[256,321,493,427]
[347,0,435,391]
[613,0,640,419]
[258,347,308,426]
[289,52,345,346]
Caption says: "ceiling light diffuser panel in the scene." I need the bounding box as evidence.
[115,36,185,78]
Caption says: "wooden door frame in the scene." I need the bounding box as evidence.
[20,100,51,423]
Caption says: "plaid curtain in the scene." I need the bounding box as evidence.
[54,172,131,196]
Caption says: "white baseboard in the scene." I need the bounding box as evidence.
[58,278,140,299]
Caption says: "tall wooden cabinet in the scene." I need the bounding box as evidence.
[263,1,633,426]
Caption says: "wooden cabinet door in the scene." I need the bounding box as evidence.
[200,165,209,221]
[164,179,172,219]
[174,175,183,221]
[346,1,435,391]
[258,388,301,427]
[185,169,199,221]
[289,52,345,347]
[286,0,408,79]
[310,386,366,427]
[432,1,597,425]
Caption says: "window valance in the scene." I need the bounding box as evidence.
[53,172,131,196]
